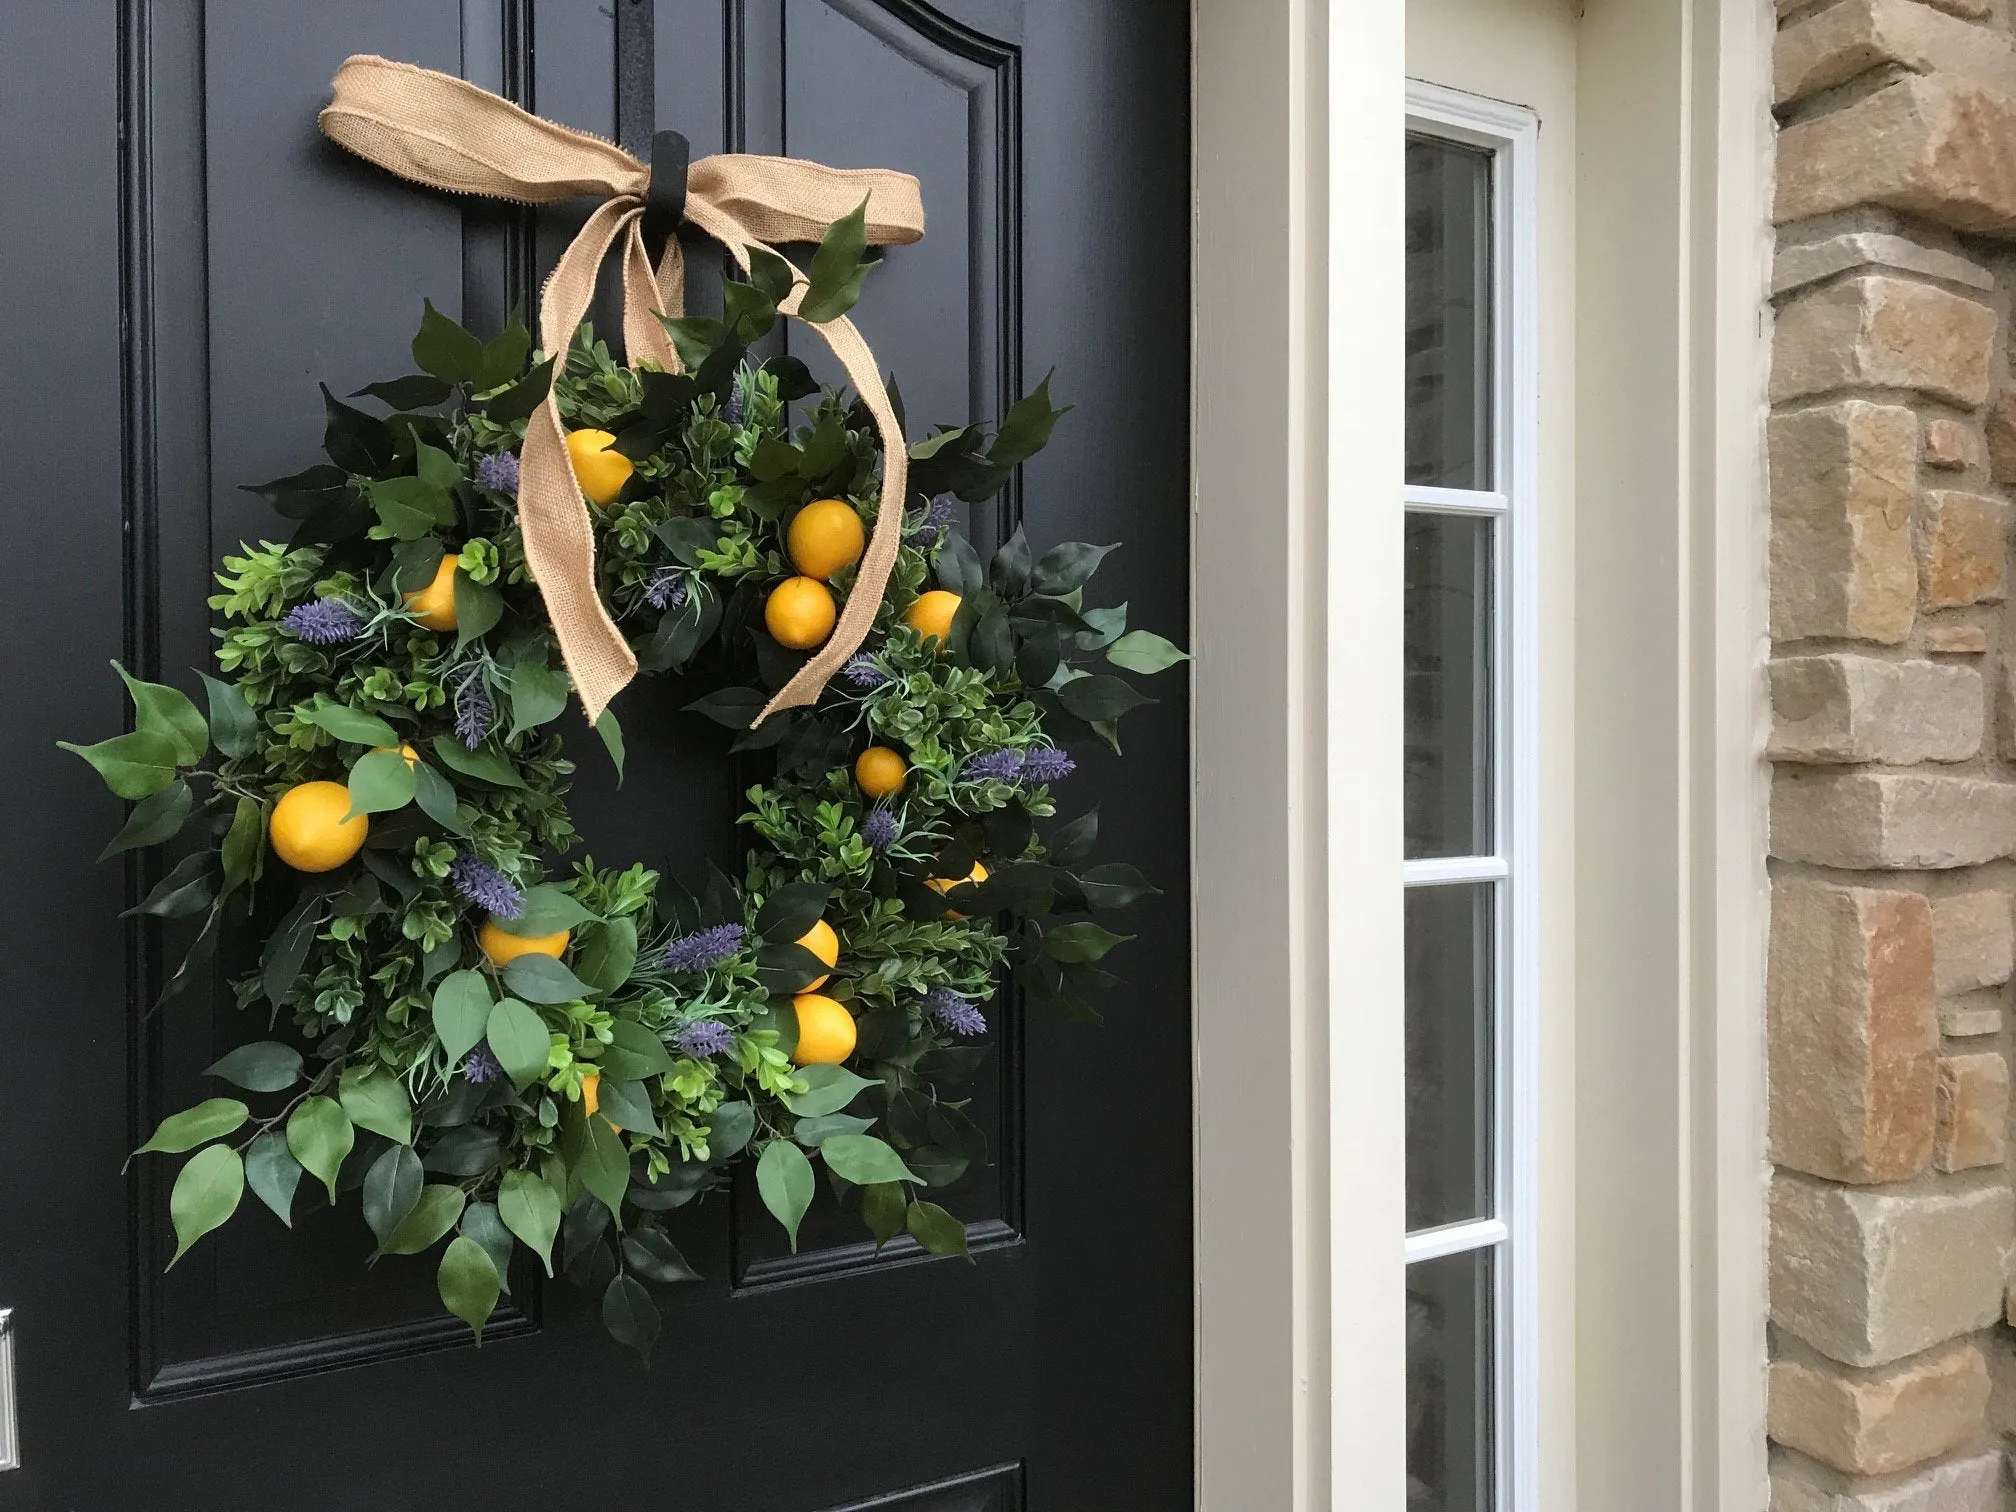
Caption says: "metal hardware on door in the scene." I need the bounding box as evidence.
[0,1309,17,1469]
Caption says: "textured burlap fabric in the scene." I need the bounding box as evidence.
[319,54,924,725]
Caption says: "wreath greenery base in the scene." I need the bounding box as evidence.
[66,244,1185,1360]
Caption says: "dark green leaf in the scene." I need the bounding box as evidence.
[135,1098,248,1157]
[989,525,1033,598]
[340,1064,414,1145]
[685,686,766,730]
[439,1235,502,1340]
[798,197,875,323]
[862,1181,906,1249]
[757,1139,816,1252]
[460,1200,516,1293]
[593,709,626,784]
[244,1131,302,1226]
[1075,600,1128,650]
[988,372,1070,469]
[219,795,264,894]
[411,761,470,835]
[452,574,503,650]
[1079,861,1160,909]
[707,1100,756,1160]
[411,299,488,386]
[507,660,570,739]
[502,954,596,1005]
[479,307,533,390]
[113,662,208,764]
[905,1199,972,1260]
[722,278,778,340]
[423,1123,503,1176]
[321,384,395,474]
[352,373,453,409]
[304,702,401,747]
[754,880,831,944]
[1058,674,1153,723]
[168,1145,244,1268]
[59,729,180,800]
[362,1144,423,1245]
[602,1018,675,1079]
[262,888,325,1006]
[98,780,193,860]
[125,851,220,919]
[602,1272,660,1363]
[746,245,798,305]
[490,883,595,938]
[203,1042,300,1094]
[1031,541,1118,597]
[792,1112,875,1147]
[1045,921,1133,964]
[1049,807,1099,867]
[622,1226,700,1284]
[820,1133,919,1186]
[369,473,454,540]
[486,998,552,1085]
[498,1168,563,1276]
[755,941,832,996]
[431,970,493,1064]
[383,1183,466,1254]
[430,736,526,788]
[287,1095,355,1201]
[197,672,259,759]
[481,356,555,424]
[934,529,984,597]
[574,1113,630,1217]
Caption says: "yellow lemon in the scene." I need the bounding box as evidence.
[854,745,908,799]
[402,555,459,632]
[904,589,961,650]
[764,576,838,650]
[792,993,857,1066]
[787,498,867,581]
[269,781,369,872]
[565,428,633,506]
[372,744,420,767]
[928,861,990,919]
[477,919,570,968]
[796,918,840,992]
[580,1071,621,1131]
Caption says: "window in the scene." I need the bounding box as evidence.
[1403,84,1537,1512]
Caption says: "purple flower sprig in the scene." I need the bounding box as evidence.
[452,665,493,749]
[961,749,1026,784]
[663,923,746,974]
[1020,746,1076,785]
[462,1043,503,1085]
[862,807,898,852]
[841,654,887,689]
[925,987,986,1037]
[475,451,520,497]
[281,597,365,645]
[450,853,524,919]
[673,1019,734,1058]
[906,493,955,548]
[646,569,689,611]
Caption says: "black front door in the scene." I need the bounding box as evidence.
[0,1,1189,1509]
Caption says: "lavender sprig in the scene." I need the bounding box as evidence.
[462,1043,502,1085]
[281,598,364,645]
[862,808,898,852]
[673,1020,735,1058]
[841,654,887,689]
[452,665,493,749]
[961,749,1026,783]
[1020,746,1076,785]
[449,853,524,919]
[476,451,520,496]
[662,923,746,973]
[646,568,689,611]
[925,987,986,1037]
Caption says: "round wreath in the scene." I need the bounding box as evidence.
[67,271,1184,1357]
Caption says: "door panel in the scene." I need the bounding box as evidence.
[0,2,1189,1506]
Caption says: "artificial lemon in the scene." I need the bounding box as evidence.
[402,555,459,632]
[928,861,990,919]
[477,919,570,968]
[269,781,369,872]
[764,576,838,650]
[787,498,867,581]
[580,1070,621,1131]
[565,428,633,506]
[904,589,961,650]
[854,745,908,799]
[791,993,857,1066]
[372,744,421,767]
[797,918,840,992]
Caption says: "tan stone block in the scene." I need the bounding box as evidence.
[1931,892,2013,995]
[1768,656,1982,764]
[1923,417,1978,471]
[1776,0,2016,107]
[1770,882,1936,1183]
[1772,769,2016,869]
[1771,402,1919,643]
[1936,1052,2009,1169]
[1771,1451,2002,1512]
[1919,491,2006,608]
[1770,1173,2013,1366]
[1778,77,2016,237]
[1987,393,2016,483]
[1768,1344,1988,1475]
[1923,624,1987,653]
[1775,232,1995,300]
[1773,277,1996,410]
[1939,1000,2003,1037]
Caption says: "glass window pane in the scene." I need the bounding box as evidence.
[1408,1246,1495,1512]
[1405,512,1493,860]
[1406,882,1493,1230]
[1407,135,1493,489]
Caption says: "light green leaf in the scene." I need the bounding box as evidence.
[497,1168,562,1276]
[706,1100,756,1160]
[438,1236,502,1341]
[485,998,551,1087]
[97,780,194,860]
[135,1098,248,1158]
[600,1017,674,1080]
[489,883,595,938]
[757,1139,815,1252]
[203,1042,301,1094]
[781,1064,877,1118]
[114,662,208,764]
[383,1183,466,1254]
[430,736,526,788]
[59,729,181,799]
[411,761,470,835]
[1105,629,1190,675]
[431,970,493,1065]
[168,1145,244,1268]
[819,1133,921,1187]
[574,1112,631,1218]
[905,1199,972,1260]
[286,1095,355,1202]
[593,1079,661,1137]
[1045,921,1134,964]
[501,953,596,1004]
[303,702,401,748]
[339,1064,414,1144]
[594,709,626,784]
[573,918,639,996]
[344,749,416,821]
[453,573,503,650]
[507,660,570,739]
[791,1112,876,1147]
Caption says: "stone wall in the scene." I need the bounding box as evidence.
[1768,1,2016,1505]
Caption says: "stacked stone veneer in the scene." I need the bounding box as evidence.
[1769,1,2016,1506]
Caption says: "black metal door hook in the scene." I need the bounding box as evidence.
[644,129,690,245]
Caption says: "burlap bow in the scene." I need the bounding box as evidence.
[318,54,924,725]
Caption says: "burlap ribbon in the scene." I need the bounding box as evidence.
[318,54,924,725]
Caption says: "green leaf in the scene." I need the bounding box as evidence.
[135,1098,248,1158]
[934,529,985,597]
[574,918,639,996]
[989,525,1033,598]
[659,315,726,370]
[791,1112,876,1147]
[304,702,401,748]
[98,780,194,861]
[601,1273,660,1364]
[321,383,395,474]
[168,1145,244,1268]
[485,998,551,1086]
[503,953,595,1005]
[685,686,767,730]
[601,1017,674,1080]
[352,373,453,409]
[411,761,470,835]
[1058,674,1153,723]
[340,1064,414,1144]
[124,851,219,919]
[754,880,831,944]
[722,277,778,341]
[798,197,876,323]
[498,1168,562,1276]
[757,1139,816,1252]
[479,306,533,389]
[453,574,503,650]
[1031,541,1119,597]
[593,1079,661,1137]
[195,672,259,759]
[781,1064,877,1118]
[490,883,595,938]
[411,298,487,386]
[369,473,455,540]
[906,1199,972,1260]
[459,1201,516,1294]
[820,1134,920,1187]
[438,1235,502,1341]
[431,970,493,1064]
[507,660,570,738]
[244,1131,302,1226]
[1106,630,1190,675]
[1079,862,1161,909]
[1045,921,1133,964]
[746,245,799,306]
[286,1096,355,1201]
[988,372,1070,469]
[262,888,325,1006]
[384,1184,466,1255]
[481,356,554,424]
[622,1226,700,1284]
[574,1113,630,1217]
[862,1182,906,1249]
[593,709,626,784]
[362,1143,423,1245]
[344,749,416,820]
[430,736,526,788]
[219,795,265,894]
[114,662,208,764]
[59,729,180,799]
[707,1101,756,1160]
[203,1042,301,1093]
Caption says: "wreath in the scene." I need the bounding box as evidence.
[64,59,1185,1360]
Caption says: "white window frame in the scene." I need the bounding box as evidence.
[1401,80,1540,1512]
